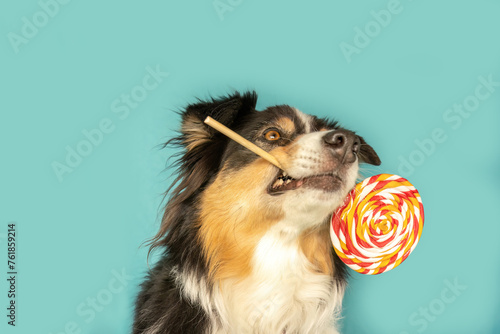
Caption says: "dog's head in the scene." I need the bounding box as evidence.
[151,91,380,281]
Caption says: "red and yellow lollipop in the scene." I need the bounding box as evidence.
[330,174,424,275]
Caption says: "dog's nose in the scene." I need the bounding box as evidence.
[322,130,360,163]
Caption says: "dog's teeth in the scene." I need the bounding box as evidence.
[273,179,284,188]
[272,172,296,191]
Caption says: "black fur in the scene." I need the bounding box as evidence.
[134,256,208,333]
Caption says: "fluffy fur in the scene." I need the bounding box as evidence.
[133,91,381,334]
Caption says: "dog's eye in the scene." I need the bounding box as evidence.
[264,129,281,141]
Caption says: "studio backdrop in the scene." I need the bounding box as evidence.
[1,0,499,333]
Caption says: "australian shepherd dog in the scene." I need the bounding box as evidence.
[133,91,381,334]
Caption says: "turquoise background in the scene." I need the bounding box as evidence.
[1,0,499,333]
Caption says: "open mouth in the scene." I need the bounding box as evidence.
[268,171,343,195]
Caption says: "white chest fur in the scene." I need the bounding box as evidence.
[214,224,344,334]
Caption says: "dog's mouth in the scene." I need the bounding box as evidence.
[268,171,343,195]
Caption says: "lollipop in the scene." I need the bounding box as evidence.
[330,174,424,275]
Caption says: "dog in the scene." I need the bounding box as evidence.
[133,91,381,334]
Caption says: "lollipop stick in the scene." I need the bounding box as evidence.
[204,116,283,170]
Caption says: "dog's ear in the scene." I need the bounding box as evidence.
[172,91,257,198]
[358,136,381,166]
[180,91,257,153]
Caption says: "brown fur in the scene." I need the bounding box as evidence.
[299,226,334,275]
[198,160,284,282]
[270,139,302,171]
[275,117,296,134]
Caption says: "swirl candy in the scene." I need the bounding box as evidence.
[330,174,424,275]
